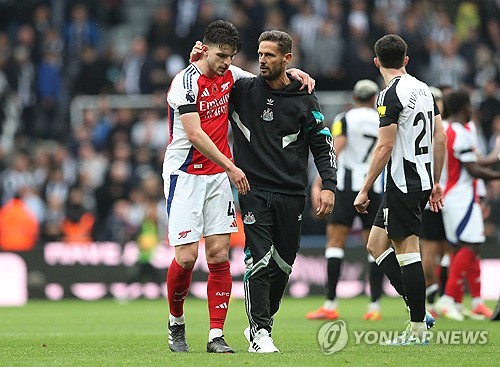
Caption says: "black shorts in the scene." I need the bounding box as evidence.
[373,189,431,239]
[420,209,446,241]
[327,189,382,230]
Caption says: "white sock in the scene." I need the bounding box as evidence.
[169,314,185,326]
[411,321,426,339]
[208,328,223,342]
[323,299,337,310]
[472,297,484,309]
[368,301,380,313]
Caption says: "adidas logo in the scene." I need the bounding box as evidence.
[215,302,228,309]
[201,88,210,97]
[266,98,274,106]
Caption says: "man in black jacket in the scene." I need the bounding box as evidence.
[229,30,337,353]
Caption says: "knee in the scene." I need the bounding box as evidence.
[175,253,197,269]
[206,250,229,264]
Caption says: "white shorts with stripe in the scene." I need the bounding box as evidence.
[163,172,238,246]
[441,199,485,245]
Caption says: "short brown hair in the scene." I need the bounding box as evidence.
[374,34,407,69]
[258,30,292,54]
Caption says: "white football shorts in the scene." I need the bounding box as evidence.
[163,172,238,246]
[441,200,485,245]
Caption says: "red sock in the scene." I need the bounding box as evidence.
[207,261,232,330]
[465,250,481,298]
[167,259,193,317]
[445,247,474,303]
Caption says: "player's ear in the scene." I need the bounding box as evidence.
[403,56,409,66]
[373,57,379,68]
[284,52,292,64]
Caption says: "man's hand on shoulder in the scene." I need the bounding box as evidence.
[287,68,315,94]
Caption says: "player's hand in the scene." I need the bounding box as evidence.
[429,183,444,212]
[287,68,315,94]
[310,182,321,212]
[190,41,207,63]
[354,191,370,214]
[316,190,335,218]
[227,165,250,195]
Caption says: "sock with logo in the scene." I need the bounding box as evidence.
[397,253,426,323]
[167,259,193,318]
[368,255,384,303]
[326,247,344,305]
[207,261,232,330]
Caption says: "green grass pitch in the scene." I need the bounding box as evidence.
[1,296,498,366]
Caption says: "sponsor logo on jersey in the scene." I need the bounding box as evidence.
[186,90,196,103]
[377,106,386,118]
[262,108,273,122]
[178,230,192,239]
[201,88,210,97]
[243,212,256,224]
[266,98,274,106]
[221,81,230,92]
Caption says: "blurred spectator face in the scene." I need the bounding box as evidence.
[17,25,35,46]
[80,46,97,63]
[13,153,30,171]
[72,4,89,24]
[109,160,129,183]
[131,37,147,56]
[33,4,51,23]
[154,6,172,23]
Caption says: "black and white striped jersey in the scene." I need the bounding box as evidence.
[377,74,440,193]
[332,107,382,193]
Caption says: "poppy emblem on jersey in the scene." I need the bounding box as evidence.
[178,230,192,239]
[186,90,195,103]
[262,108,273,122]
[243,212,256,225]
[211,84,218,94]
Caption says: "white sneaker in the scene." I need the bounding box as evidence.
[243,327,253,352]
[435,296,465,321]
[249,329,279,353]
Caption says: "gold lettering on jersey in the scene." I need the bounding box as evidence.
[377,106,386,118]
[408,88,429,110]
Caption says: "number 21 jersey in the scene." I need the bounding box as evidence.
[377,74,439,193]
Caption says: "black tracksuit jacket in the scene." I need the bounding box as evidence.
[229,75,337,195]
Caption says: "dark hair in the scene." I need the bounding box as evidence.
[258,30,292,54]
[374,34,407,69]
[444,90,470,116]
[203,20,241,54]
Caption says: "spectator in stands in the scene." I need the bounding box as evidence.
[0,192,39,251]
[61,186,95,244]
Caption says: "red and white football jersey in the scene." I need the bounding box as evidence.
[443,121,478,203]
[164,63,253,175]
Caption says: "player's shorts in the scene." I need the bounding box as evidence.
[373,188,431,239]
[327,189,382,230]
[420,209,446,241]
[163,172,238,246]
[441,200,485,245]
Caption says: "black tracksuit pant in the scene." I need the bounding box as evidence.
[239,188,305,337]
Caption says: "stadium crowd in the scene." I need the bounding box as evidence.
[0,0,499,249]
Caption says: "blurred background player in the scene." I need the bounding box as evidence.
[435,90,500,321]
[306,79,385,321]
